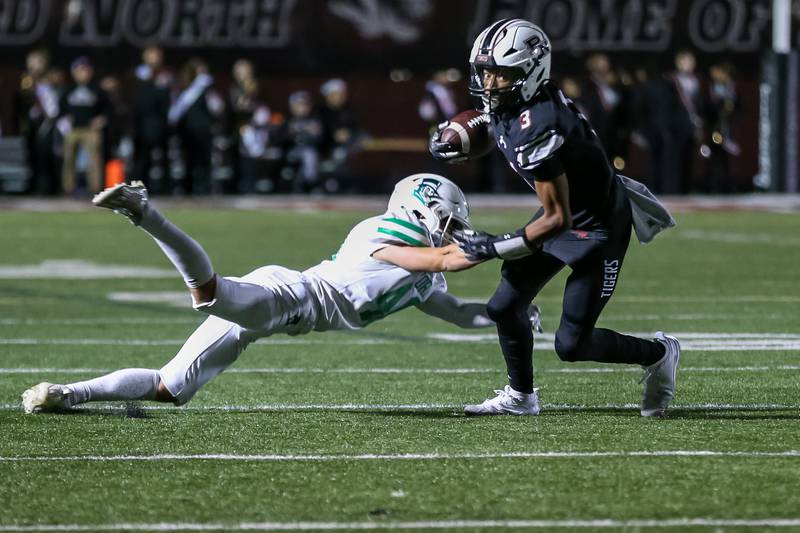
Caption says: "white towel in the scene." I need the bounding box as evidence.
[619,175,676,244]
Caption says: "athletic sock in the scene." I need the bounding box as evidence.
[590,328,666,366]
[67,368,160,405]
[139,205,214,288]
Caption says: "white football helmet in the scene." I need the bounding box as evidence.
[387,174,470,246]
[469,19,551,113]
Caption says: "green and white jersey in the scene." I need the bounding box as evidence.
[303,211,447,331]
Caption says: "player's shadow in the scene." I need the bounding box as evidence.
[541,406,798,420]
[43,403,151,419]
[344,409,462,419]
[662,408,798,421]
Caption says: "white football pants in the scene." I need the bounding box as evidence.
[159,265,319,405]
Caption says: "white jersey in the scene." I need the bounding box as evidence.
[303,211,447,331]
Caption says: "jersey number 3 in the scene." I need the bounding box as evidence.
[519,110,532,130]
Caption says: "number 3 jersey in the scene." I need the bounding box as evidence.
[302,211,447,331]
[490,81,619,231]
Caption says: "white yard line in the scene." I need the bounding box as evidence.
[0,317,199,326]
[679,229,800,246]
[2,450,800,463]
[5,331,800,351]
[1,365,800,375]
[0,314,792,326]
[0,402,796,412]
[3,518,800,531]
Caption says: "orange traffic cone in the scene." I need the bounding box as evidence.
[105,159,125,188]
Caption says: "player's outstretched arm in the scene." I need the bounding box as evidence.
[416,291,492,329]
[372,244,482,273]
[417,293,544,331]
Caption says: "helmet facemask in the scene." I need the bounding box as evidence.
[469,19,552,113]
[469,65,528,113]
[430,207,471,247]
[387,174,470,248]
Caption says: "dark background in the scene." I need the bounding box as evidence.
[2,0,798,192]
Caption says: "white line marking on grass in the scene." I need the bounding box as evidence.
[2,450,800,463]
[2,518,800,531]
[4,332,800,351]
[2,365,800,375]
[680,229,800,246]
[4,518,800,531]
[0,317,199,326]
[0,338,390,346]
[1,402,797,413]
[0,260,175,279]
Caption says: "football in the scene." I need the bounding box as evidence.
[440,110,495,159]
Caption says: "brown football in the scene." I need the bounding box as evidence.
[440,110,494,158]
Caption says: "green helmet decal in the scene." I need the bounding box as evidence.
[412,178,443,206]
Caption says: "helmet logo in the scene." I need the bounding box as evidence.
[412,178,443,206]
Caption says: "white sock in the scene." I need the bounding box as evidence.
[139,205,214,288]
[67,368,161,405]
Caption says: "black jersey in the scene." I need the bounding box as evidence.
[491,81,617,230]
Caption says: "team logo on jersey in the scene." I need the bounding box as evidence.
[412,178,443,205]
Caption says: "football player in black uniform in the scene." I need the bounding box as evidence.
[430,19,680,417]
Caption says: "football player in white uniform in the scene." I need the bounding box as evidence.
[22,174,542,413]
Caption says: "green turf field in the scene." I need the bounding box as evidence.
[0,204,799,532]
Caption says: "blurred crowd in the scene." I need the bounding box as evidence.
[419,51,742,195]
[14,47,364,197]
[14,47,741,197]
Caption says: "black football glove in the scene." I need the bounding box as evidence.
[455,229,540,262]
[428,121,468,163]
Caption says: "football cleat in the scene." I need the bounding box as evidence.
[92,180,148,225]
[640,332,681,417]
[464,385,540,416]
[21,382,73,414]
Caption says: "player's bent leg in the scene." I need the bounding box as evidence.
[159,315,256,405]
[93,182,214,290]
[640,332,681,417]
[194,266,318,333]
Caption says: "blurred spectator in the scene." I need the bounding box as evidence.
[668,50,705,194]
[59,57,109,196]
[228,59,259,131]
[705,63,741,193]
[131,46,172,192]
[560,76,586,112]
[14,49,61,195]
[238,105,286,193]
[227,59,261,192]
[632,67,674,193]
[283,90,323,193]
[418,69,459,130]
[99,76,129,166]
[169,58,224,195]
[582,53,625,165]
[317,78,362,192]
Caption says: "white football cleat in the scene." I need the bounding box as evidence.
[92,180,148,225]
[464,385,540,416]
[640,332,681,417]
[21,382,73,414]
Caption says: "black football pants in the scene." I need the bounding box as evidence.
[486,202,665,394]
